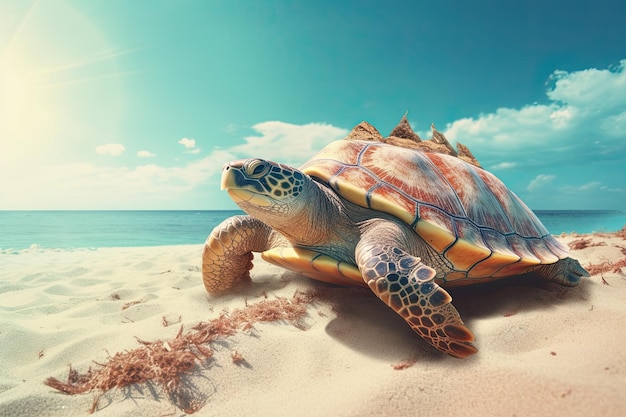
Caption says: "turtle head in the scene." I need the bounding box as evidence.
[221,157,353,248]
[221,158,310,221]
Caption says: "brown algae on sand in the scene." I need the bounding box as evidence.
[44,291,317,414]
[568,226,626,276]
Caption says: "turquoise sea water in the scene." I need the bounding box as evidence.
[0,210,243,251]
[0,210,625,251]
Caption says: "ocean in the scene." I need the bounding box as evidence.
[0,210,625,251]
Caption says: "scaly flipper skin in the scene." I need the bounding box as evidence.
[531,257,590,287]
[202,215,275,294]
[356,222,478,358]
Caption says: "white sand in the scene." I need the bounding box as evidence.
[1,232,625,417]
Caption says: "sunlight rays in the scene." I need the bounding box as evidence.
[34,47,139,76]
[0,0,133,167]
[0,0,38,53]
[34,47,143,87]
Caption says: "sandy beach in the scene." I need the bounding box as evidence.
[1,229,625,417]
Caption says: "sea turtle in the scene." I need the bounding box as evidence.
[201,116,589,358]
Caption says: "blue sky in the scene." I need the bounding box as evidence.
[1,0,625,210]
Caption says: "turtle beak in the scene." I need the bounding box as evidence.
[220,161,272,207]
[220,161,243,190]
[220,166,231,191]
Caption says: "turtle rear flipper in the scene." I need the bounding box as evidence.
[356,235,477,358]
[531,257,590,287]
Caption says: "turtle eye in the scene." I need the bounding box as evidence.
[245,159,270,178]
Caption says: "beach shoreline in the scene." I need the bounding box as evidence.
[1,229,625,416]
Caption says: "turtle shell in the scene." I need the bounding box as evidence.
[300,139,570,284]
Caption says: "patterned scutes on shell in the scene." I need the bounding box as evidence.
[300,117,570,279]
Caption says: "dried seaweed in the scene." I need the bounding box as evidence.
[121,297,148,311]
[568,226,626,276]
[45,291,318,413]
[601,225,626,240]
[576,225,626,240]
[563,224,626,241]
[392,357,417,370]
[585,257,626,276]
[568,238,607,250]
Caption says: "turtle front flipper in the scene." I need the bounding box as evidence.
[356,232,477,358]
[202,215,276,294]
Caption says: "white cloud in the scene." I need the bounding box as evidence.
[575,182,624,193]
[178,137,196,149]
[548,107,574,129]
[527,174,555,192]
[600,185,625,193]
[578,181,602,191]
[96,143,125,156]
[223,123,238,134]
[137,150,156,158]
[2,148,238,209]
[442,59,626,168]
[491,161,517,170]
[547,63,626,111]
[229,121,348,166]
[178,137,201,154]
[600,110,626,136]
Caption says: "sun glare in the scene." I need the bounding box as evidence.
[0,0,126,165]
[0,50,44,141]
